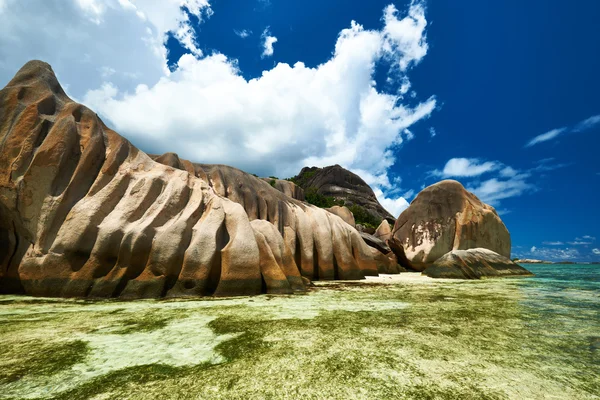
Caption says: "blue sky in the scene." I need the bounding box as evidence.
[0,0,598,261]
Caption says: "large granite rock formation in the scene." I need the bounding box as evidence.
[260,177,305,201]
[423,248,533,279]
[325,206,355,227]
[358,232,391,255]
[374,220,393,242]
[0,60,389,299]
[291,165,395,223]
[148,157,400,276]
[392,180,511,271]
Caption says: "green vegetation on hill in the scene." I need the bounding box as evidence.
[286,169,317,187]
[303,187,382,229]
[304,187,344,208]
[347,204,382,230]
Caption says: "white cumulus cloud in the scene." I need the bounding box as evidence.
[261,27,278,58]
[593,248,600,255]
[0,0,212,96]
[427,156,571,206]
[467,175,534,206]
[373,187,410,218]
[0,1,436,217]
[80,2,436,204]
[381,3,428,71]
[432,158,499,178]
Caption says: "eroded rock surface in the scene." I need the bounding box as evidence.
[0,61,383,298]
[423,248,533,279]
[325,206,355,227]
[392,180,511,271]
[359,232,390,255]
[260,177,305,201]
[374,220,392,242]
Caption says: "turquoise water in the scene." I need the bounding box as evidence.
[519,263,600,310]
[523,263,600,290]
[0,263,598,399]
[516,263,600,395]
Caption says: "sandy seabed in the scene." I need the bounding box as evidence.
[0,271,598,400]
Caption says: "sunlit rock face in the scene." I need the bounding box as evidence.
[0,60,382,299]
[392,180,511,271]
[150,155,403,275]
[374,220,392,242]
[325,206,355,227]
[259,177,305,201]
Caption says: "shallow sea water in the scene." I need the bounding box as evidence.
[0,263,598,399]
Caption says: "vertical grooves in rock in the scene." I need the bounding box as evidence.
[32,118,51,150]
[63,175,133,274]
[40,127,106,253]
[312,241,319,280]
[0,102,26,150]
[113,180,192,297]
[258,196,268,221]
[89,227,126,280]
[146,180,191,229]
[294,230,302,276]
[332,253,340,280]
[277,201,284,235]
[87,137,130,197]
[11,118,52,181]
[125,179,164,223]
[206,220,229,295]
[0,221,27,294]
[49,122,80,198]
[112,232,153,297]
[161,193,205,296]
[0,221,19,279]
[210,169,226,197]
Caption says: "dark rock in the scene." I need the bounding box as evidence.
[359,232,391,254]
[291,165,395,223]
[423,248,533,279]
[356,224,376,235]
[387,237,416,272]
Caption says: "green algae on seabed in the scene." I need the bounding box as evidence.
[0,269,598,400]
